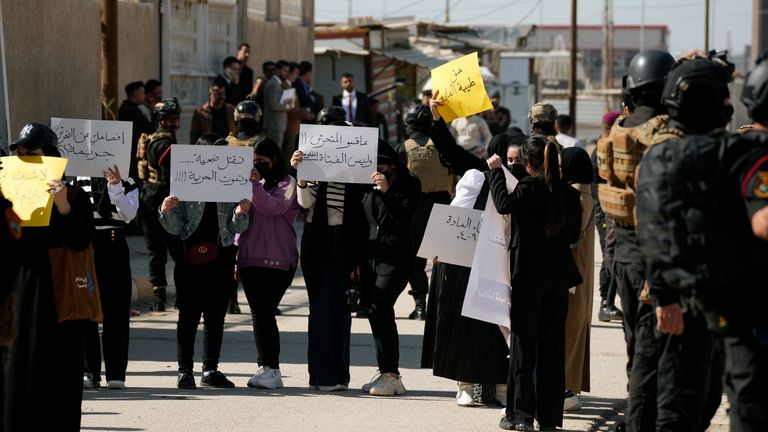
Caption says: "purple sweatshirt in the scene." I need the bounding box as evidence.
[235,176,299,271]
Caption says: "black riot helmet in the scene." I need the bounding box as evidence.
[235,100,262,123]
[623,49,676,92]
[662,57,733,132]
[403,104,432,134]
[317,106,348,126]
[155,98,181,119]
[742,52,768,124]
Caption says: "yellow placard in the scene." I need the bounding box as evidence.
[431,52,494,123]
[0,156,68,227]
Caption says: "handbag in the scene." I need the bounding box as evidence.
[184,229,220,265]
[345,275,363,313]
[49,243,103,323]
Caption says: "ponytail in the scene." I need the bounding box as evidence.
[542,140,566,237]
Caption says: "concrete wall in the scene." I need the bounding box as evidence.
[118,0,160,102]
[244,19,314,74]
[2,0,102,136]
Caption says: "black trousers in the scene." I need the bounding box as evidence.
[655,303,723,432]
[723,328,768,432]
[505,277,569,428]
[614,260,643,377]
[240,265,295,370]
[408,191,452,300]
[362,263,410,375]
[174,246,234,373]
[626,303,658,432]
[139,201,182,287]
[84,228,132,382]
[303,224,352,387]
[597,214,618,306]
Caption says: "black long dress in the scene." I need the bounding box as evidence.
[420,175,509,385]
[3,185,94,432]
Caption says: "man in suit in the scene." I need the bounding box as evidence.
[236,43,254,101]
[332,72,371,126]
[216,56,243,106]
[263,60,292,150]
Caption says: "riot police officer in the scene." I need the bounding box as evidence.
[137,98,183,311]
[708,53,768,432]
[226,100,264,147]
[635,56,734,431]
[399,104,454,320]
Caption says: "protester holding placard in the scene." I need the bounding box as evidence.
[235,138,299,390]
[292,106,367,392]
[487,136,582,431]
[4,123,96,431]
[422,94,525,407]
[77,164,139,391]
[137,98,184,312]
[158,134,252,390]
[358,142,421,397]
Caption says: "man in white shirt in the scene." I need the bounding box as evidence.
[555,114,583,149]
[448,114,493,158]
[332,72,371,126]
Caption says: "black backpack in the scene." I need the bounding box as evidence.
[636,132,744,317]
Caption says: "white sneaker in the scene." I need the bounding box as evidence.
[315,384,349,392]
[496,384,507,407]
[456,382,475,406]
[564,394,582,411]
[247,366,283,389]
[107,380,126,390]
[368,373,406,396]
[361,373,385,393]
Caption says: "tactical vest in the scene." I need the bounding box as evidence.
[136,131,173,184]
[404,138,455,193]
[596,115,668,226]
[226,132,265,147]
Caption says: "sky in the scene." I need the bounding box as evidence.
[315,0,754,56]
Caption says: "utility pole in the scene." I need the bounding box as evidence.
[569,0,577,133]
[347,0,353,21]
[445,0,450,24]
[704,0,710,52]
[640,0,645,50]
[602,0,613,112]
[100,0,118,121]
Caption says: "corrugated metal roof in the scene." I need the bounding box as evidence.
[314,39,369,56]
[371,47,457,69]
[437,31,515,51]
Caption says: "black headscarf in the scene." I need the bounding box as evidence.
[486,129,527,160]
[254,137,288,189]
[561,147,593,185]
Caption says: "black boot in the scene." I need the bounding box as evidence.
[598,299,624,322]
[408,297,426,320]
[152,286,167,312]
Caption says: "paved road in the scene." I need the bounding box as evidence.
[81,236,728,432]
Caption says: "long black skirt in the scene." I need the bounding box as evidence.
[421,262,509,384]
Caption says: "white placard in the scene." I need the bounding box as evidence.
[297,124,378,184]
[51,117,132,177]
[462,168,519,329]
[417,203,483,267]
[170,144,252,203]
[280,88,296,104]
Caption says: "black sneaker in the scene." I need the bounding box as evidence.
[177,372,196,389]
[228,302,241,314]
[200,370,235,388]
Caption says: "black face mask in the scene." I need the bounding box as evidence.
[254,161,271,178]
[507,163,528,180]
